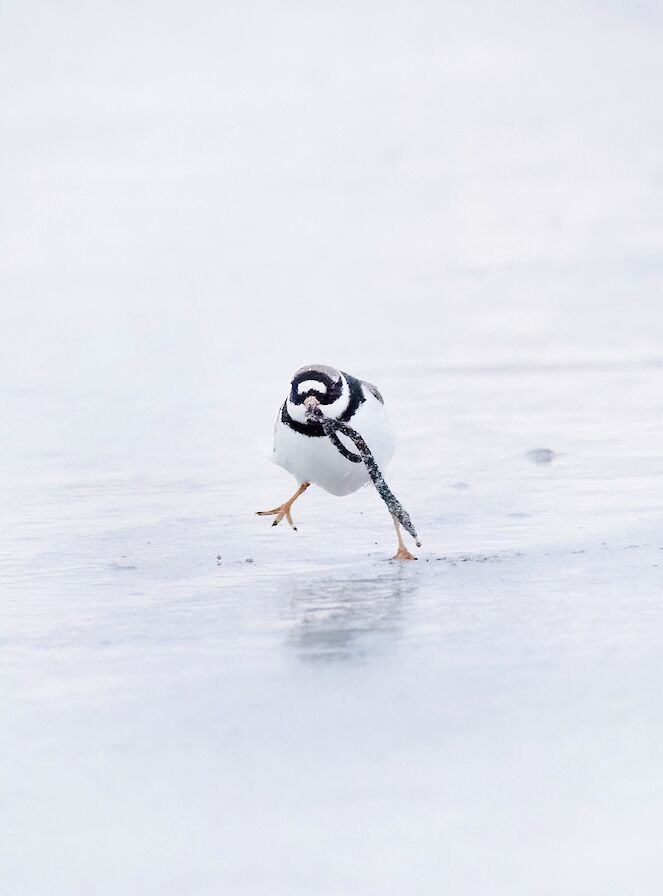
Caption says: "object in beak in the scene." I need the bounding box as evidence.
[304,395,320,408]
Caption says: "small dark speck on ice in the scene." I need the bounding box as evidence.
[526,448,556,464]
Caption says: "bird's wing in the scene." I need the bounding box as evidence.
[361,380,385,404]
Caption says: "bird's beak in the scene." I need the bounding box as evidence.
[304,395,320,409]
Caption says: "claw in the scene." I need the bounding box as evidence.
[256,482,310,532]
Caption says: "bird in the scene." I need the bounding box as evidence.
[256,363,417,560]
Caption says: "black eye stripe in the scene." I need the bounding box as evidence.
[282,371,366,435]
[296,380,328,394]
[290,371,343,405]
[292,372,333,390]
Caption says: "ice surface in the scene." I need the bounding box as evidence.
[2,2,663,893]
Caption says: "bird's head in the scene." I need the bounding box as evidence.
[286,364,348,423]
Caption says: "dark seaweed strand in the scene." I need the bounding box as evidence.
[306,406,421,546]
[328,431,362,463]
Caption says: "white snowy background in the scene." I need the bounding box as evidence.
[2,1,663,893]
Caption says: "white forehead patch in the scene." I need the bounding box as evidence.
[297,379,327,394]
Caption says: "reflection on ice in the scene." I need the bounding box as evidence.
[284,569,417,663]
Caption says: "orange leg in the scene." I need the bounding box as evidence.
[256,482,310,530]
[391,515,417,560]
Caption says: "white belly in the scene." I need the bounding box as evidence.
[272,394,396,496]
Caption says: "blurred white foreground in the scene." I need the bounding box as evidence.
[2,2,663,893]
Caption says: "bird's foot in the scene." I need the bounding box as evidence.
[256,483,310,531]
[256,503,298,530]
[391,546,417,561]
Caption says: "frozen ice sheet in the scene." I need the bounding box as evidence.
[2,1,663,893]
